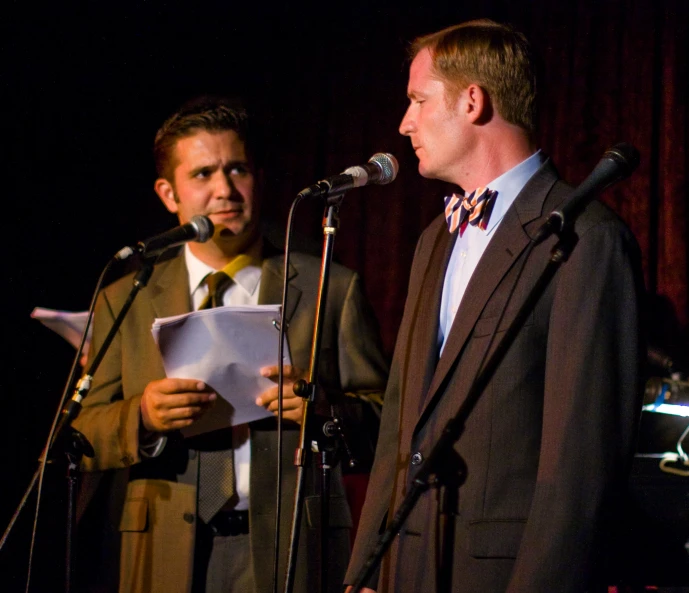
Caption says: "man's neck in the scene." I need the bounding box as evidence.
[456,124,536,192]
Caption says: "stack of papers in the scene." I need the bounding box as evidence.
[152,305,291,436]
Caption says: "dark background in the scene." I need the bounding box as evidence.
[3,1,688,591]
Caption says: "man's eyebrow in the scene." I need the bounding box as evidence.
[188,163,216,177]
[225,159,250,167]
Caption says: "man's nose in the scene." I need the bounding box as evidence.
[399,107,415,136]
[214,171,236,199]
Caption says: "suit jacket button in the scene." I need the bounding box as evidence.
[411,452,424,466]
[183,513,195,524]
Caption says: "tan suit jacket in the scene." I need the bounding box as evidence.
[347,160,644,592]
[74,246,388,593]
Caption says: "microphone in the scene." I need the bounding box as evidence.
[115,215,215,260]
[298,153,399,199]
[534,143,640,243]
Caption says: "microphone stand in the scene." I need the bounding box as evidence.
[283,194,349,593]
[47,257,156,593]
[350,225,580,593]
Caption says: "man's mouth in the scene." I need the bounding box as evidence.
[211,208,243,217]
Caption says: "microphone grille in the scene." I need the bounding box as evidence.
[191,215,215,242]
[369,153,399,185]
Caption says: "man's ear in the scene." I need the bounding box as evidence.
[154,177,178,214]
[465,84,492,125]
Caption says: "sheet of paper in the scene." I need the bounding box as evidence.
[152,305,290,437]
[31,307,91,350]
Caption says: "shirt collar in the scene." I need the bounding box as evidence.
[470,149,545,235]
[184,244,263,299]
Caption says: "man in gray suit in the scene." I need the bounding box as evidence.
[74,97,388,593]
[346,20,644,593]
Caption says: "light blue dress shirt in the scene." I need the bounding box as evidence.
[438,150,545,355]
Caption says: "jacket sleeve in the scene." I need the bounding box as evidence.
[72,285,147,472]
[507,217,644,591]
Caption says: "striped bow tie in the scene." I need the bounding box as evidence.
[444,187,498,234]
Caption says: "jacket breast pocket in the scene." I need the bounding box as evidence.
[472,310,534,338]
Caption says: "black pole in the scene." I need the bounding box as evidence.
[319,449,332,591]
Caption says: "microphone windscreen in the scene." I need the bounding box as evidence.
[191,215,214,242]
[604,143,640,178]
[369,153,399,185]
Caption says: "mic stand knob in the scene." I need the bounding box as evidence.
[293,378,311,398]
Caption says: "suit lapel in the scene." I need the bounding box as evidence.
[416,160,559,429]
[148,254,192,319]
[387,217,454,448]
[406,223,456,416]
[258,256,301,324]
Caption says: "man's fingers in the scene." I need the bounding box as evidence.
[141,379,217,433]
[256,386,276,406]
[156,378,209,395]
[151,391,217,411]
[165,403,212,421]
[259,365,304,381]
[266,396,302,412]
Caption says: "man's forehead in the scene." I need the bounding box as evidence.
[409,48,433,77]
[173,129,248,164]
[407,49,447,96]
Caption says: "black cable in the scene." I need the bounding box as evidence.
[272,194,305,593]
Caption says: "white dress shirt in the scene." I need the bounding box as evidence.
[438,150,545,356]
[185,244,263,511]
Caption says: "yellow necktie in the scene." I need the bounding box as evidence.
[197,253,257,523]
[198,254,255,310]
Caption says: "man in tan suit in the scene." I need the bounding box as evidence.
[346,20,644,593]
[74,97,388,593]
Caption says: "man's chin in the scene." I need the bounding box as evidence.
[213,221,260,249]
[417,161,434,179]
[214,220,251,239]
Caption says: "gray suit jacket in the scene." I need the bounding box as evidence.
[346,160,644,592]
[74,246,388,593]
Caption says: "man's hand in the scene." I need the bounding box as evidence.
[140,378,217,433]
[255,365,306,424]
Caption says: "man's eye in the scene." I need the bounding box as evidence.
[195,169,212,178]
[229,165,249,176]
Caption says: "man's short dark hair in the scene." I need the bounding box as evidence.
[153,96,255,181]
